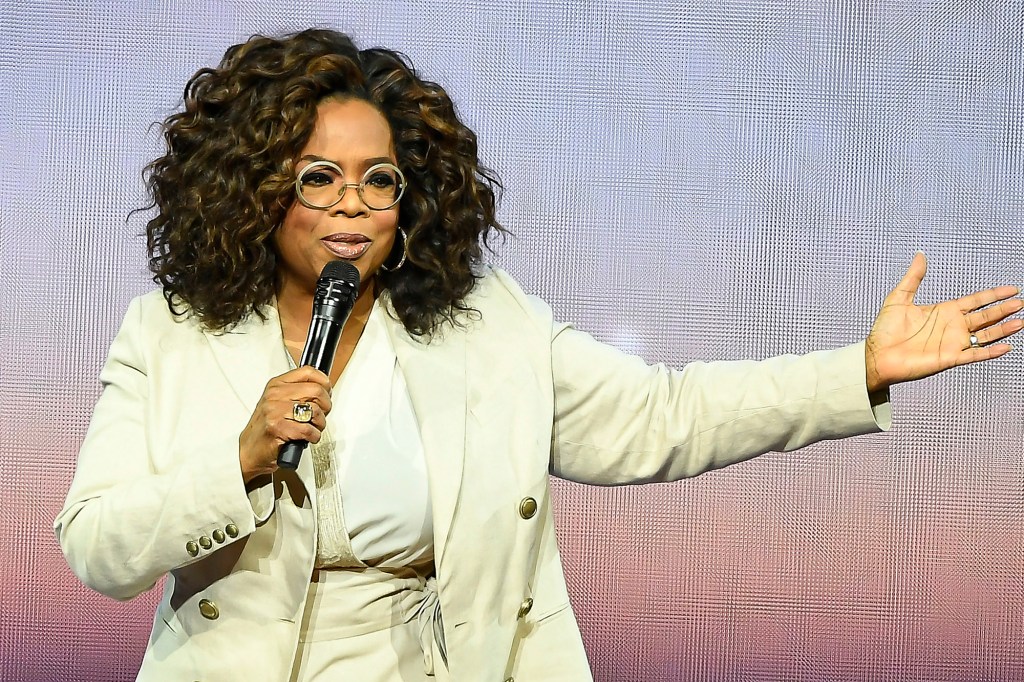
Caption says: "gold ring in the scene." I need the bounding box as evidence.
[292,402,313,423]
[969,333,980,349]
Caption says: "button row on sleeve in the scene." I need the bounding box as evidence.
[185,523,239,557]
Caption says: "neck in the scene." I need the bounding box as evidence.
[277,275,377,348]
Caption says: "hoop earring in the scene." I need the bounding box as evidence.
[379,226,407,272]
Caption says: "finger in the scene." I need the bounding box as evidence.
[312,387,332,415]
[884,252,928,306]
[956,285,1021,314]
[271,366,332,390]
[970,317,1024,346]
[267,382,333,414]
[274,421,324,445]
[301,386,332,415]
[964,297,1024,330]
[280,400,327,430]
[270,405,325,440]
[954,343,1013,367]
[291,385,333,414]
[280,395,323,421]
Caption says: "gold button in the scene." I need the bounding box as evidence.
[505,677,514,682]
[212,529,226,544]
[518,497,538,519]
[185,541,199,557]
[198,599,219,620]
[225,524,239,538]
[198,536,212,550]
[517,597,534,619]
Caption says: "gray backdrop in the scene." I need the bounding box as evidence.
[1,1,1021,680]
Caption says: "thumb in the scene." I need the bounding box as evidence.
[885,251,928,306]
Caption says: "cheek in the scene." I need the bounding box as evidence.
[281,206,319,233]
[381,208,400,229]
[275,208,318,250]
[270,222,287,256]
[375,212,400,245]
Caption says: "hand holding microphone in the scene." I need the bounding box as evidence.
[237,261,360,482]
[238,366,333,483]
[277,261,360,468]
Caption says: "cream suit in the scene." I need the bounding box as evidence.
[55,267,889,681]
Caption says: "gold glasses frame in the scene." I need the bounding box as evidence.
[294,159,406,211]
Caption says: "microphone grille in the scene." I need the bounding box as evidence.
[319,261,360,289]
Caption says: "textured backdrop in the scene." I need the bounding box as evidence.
[1,1,1022,680]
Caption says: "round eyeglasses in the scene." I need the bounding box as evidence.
[294,160,406,211]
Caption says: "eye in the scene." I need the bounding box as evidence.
[365,171,397,189]
[300,171,335,187]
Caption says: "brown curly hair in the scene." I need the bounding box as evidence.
[145,28,503,336]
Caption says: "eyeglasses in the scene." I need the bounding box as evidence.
[294,159,406,211]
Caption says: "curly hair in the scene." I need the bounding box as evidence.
[145,28,503,336]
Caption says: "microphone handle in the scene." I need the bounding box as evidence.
[276,315,345,470]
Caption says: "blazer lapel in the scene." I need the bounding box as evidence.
[383,309,467,570]
[202,306,317,486]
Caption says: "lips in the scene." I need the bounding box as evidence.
[321,233,371,260]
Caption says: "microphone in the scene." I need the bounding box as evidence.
[277,260,360,469]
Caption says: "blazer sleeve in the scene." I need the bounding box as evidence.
[53,296,263,601]
[544,308,892,486]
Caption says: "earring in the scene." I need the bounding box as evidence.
[380,226,407,272]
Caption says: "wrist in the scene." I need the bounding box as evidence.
[238,444,275,485]
[864,340,886,394]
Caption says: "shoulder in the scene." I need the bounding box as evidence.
[123,290,201,335]
[126,290,273,337]
[464,266,555,333]
[116,290,232,353]
[132,289,178,318]
[102,291,202,365]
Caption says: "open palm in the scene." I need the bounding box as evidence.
[865,252,1023,392]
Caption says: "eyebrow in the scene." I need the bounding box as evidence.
[298,154,396,167]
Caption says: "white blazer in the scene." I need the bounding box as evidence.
[55,268,889,681]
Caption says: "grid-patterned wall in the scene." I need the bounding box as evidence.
[1,2,1021,680]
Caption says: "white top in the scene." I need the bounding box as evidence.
[292,298,434,569]
[285,299,436,680]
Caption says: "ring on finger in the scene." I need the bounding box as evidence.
[968,333,981,349]
[292,402,313,423]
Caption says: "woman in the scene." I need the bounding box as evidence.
[54,29,1022,681]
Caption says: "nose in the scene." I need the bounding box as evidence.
[329,182,368,217]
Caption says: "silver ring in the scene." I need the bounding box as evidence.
[969,334,980,349]
[292,402,313,423]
